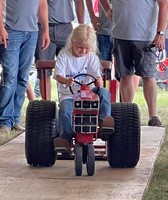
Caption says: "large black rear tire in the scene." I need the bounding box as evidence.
[107,103,141,168]
[25,100,56,166]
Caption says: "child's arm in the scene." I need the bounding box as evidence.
[56,75,74,86]
[94,76,103,88]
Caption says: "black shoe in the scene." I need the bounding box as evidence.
[148,116,162,127]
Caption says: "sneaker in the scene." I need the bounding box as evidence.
[53,137,72,154]
[148,116,162,127]
[12,124,25,131]
[0,125,11,133]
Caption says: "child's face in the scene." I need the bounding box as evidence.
[72,41,92,57]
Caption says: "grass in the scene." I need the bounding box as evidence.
[0,85,168,199]
[134,87,168,200]
[0,129,23,146]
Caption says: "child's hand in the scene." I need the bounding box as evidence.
[66,77,74,86]
[95,76,103,88]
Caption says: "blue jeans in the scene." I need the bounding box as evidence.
[97,34,113,61]
[0,31,38,128]
[34,78,40,97]
[97,34,113,80]
[165,39,168,57]
[58,87,111,143]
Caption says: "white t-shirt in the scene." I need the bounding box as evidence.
[53,49,101,102]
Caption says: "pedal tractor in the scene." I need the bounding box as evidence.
[25,60,141,176]
[70,73,114,176]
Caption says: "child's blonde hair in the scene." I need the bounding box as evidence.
[65,24,98,54]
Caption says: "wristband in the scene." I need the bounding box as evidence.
[157,31,165,35]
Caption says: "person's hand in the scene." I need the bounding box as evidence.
[91,16,101,31]
[41,30,50,50]
[0,26,8,48]
[66,77,74,86]
[153,34,165,51]
[95,76,103,88]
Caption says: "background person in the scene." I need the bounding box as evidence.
[86,0,113,79]
[0,0,50,133]
[86,0,140,89]
[35,0,85,100]
[100,0,168,126]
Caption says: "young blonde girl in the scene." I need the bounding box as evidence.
[53,24,111,152]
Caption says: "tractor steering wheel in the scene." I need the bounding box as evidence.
[69,73,97,94]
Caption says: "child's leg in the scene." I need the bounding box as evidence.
[92,87,111,121]
[59,99,73,144]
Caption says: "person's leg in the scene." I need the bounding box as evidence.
[97,34,113,79]
[133,41,161,126]
[113,39,135,102]
[27,81,35,101]
[0,42,19,129]
[142,77,157,118]
[120,75,140,102]
[34,78,40,98]
[35,25,55,100]
[14,32,38,126]
[59,99,73,144]
[0,31,37,129]
[97,34,113,61]
[133,75,140,92]
[120,75,135,102]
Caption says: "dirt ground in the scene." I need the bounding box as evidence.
[0,126,165,200]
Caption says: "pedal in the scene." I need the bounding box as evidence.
[100,116,115,141]
[101,127,115,141]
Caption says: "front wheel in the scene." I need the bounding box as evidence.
[86,144,95,176]
[74,144,83,176]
